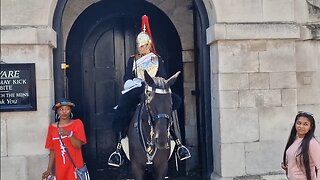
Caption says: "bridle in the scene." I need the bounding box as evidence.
[138,84,173,164]
[144,85,173,136]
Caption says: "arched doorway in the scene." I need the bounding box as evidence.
[65,0,184,178]
[53,0,212,179]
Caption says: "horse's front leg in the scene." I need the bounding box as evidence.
[131,160,145,180]
[153,151,170,180]
[154,161,168,180]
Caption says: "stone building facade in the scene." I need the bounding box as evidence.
[1,0,319,180]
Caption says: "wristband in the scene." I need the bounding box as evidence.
[68,131,73,138]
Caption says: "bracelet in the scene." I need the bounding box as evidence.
[68,131,73,138]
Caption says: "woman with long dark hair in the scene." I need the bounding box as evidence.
[282,111,320,180]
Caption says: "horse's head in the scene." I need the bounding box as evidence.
[144,70,180,149]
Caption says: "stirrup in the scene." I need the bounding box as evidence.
[177,145,191,161]
[108,151,123,167]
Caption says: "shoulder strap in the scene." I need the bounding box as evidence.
[57,122,77,169]
[133,57,138,78]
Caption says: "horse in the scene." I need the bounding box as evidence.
[127,70,181,180]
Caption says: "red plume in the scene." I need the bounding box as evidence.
[141,15,157,54]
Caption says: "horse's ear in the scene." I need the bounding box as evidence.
[144,70,154,86]
[166,71,181,87]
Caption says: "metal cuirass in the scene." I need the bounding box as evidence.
[134,54,159,80]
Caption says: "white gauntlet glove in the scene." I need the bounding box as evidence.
[121,78,143,94]
[123,79,134,90]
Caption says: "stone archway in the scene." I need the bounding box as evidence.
[52,0,212,179]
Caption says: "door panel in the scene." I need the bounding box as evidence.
[95,30,115,68]
[81,17,136,178]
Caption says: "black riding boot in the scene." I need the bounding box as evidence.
[170,129,191,161]
[108,132,123,167]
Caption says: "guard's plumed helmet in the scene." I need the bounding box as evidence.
[136,15,157,53]
[136,31,151,48]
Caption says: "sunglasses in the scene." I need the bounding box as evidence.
[298,111,314,116]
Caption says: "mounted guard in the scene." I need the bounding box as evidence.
[108,15,191,167]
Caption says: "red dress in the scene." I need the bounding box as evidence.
[45,119,87,180]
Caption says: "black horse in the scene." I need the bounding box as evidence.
[127,70,180,180]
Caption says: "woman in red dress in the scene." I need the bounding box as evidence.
[42,99,87,180]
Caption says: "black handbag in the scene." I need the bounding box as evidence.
[57,122,90,180]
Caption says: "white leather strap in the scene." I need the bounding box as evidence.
[146,85,171,94]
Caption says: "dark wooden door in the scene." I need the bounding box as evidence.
[81,17,137,178]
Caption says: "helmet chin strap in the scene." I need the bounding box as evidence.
[146,43,152,52]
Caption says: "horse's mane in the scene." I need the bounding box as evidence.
[152,76,167,89]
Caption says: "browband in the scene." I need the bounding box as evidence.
[146,85,171,94]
